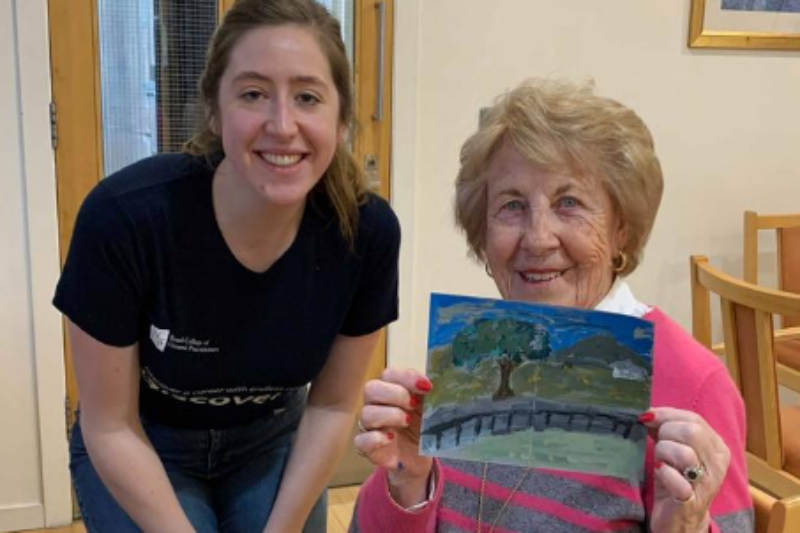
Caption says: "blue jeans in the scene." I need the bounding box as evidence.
[70,399,327,533]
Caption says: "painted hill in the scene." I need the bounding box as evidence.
[551,334,649,371]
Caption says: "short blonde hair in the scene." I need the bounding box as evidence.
[454,78,663,276]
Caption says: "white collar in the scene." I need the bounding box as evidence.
[594,279,651,318]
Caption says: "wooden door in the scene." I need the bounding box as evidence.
[49,0,226,438]
[331,0,394,486]
[49,0,393,487]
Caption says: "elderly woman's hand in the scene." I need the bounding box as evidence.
[641,407,731,533]
[354,367,434,508]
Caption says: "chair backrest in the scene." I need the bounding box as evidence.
[690,256,800,470]
[744,211,800,329]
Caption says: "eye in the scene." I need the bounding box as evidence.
[240,90,266,103]
[296,92,321,106]
[495,199,526,219]
[499,199,526,214]
[556,196,580,209]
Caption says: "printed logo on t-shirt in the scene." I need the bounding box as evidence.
[150,325,170,352]
[149,324,221,355]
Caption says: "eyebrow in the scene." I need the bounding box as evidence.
[491,182,581,201]
[491,186,525,199]
[231,70,330,89]
[554,183,577,196]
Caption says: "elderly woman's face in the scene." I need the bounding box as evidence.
[484,142,624,309]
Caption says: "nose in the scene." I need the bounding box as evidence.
[265,97,298,138]
[521,208,559,255]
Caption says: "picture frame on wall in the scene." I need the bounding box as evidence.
[689,0,800,50]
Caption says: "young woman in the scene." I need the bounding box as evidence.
[54,1,400,532]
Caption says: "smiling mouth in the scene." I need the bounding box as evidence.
[258,152,305,167]
[519,270,565,283]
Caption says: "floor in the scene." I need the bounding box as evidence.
[14,485,360,533]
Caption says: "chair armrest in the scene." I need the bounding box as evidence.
[768,493,800,533]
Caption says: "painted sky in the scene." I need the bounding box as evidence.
[428,293,654,362]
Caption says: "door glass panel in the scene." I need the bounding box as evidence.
[97,0,217,176]
[318,0,354,66]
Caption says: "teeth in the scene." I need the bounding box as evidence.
[522,272,561,282]
[260,153,302,166]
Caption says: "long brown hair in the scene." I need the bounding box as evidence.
[184,0,368,244]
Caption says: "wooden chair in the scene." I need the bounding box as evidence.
[752,485,800,533]
[690,256,800,498]
[744,211,800,392]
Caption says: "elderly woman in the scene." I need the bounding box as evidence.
[349,79,752,533]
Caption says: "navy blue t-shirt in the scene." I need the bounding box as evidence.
[54,153,400,429]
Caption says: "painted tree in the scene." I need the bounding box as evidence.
[451,318,550,400]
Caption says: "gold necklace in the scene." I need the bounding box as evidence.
[476,462,531,533]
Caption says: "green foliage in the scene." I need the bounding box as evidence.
[451,318,550,371]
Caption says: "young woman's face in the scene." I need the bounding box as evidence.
[215,24,342,207]
[484,141,625,309]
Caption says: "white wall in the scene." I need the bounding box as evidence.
[0,0,70,530]
[388,0,800,371]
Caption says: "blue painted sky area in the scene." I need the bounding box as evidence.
[428,293,654,362]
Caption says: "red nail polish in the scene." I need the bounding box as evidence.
[415,378,432,392]
[654,461,665,470]
[409,396,419,409]
[405,413,412,425]
[386,431,395,441]
[638,412,655,423]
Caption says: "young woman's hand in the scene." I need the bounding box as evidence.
[353,367,434,507]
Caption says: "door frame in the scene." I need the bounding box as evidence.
[48,0,103,435]
[0,0,71,529]
[331,0,395,486]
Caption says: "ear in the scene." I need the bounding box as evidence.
[207,104,221,136]
[614,218,628,253]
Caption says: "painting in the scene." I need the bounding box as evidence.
[689,0,800,49]
[722,0,800,12]
[419,293,654,480]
